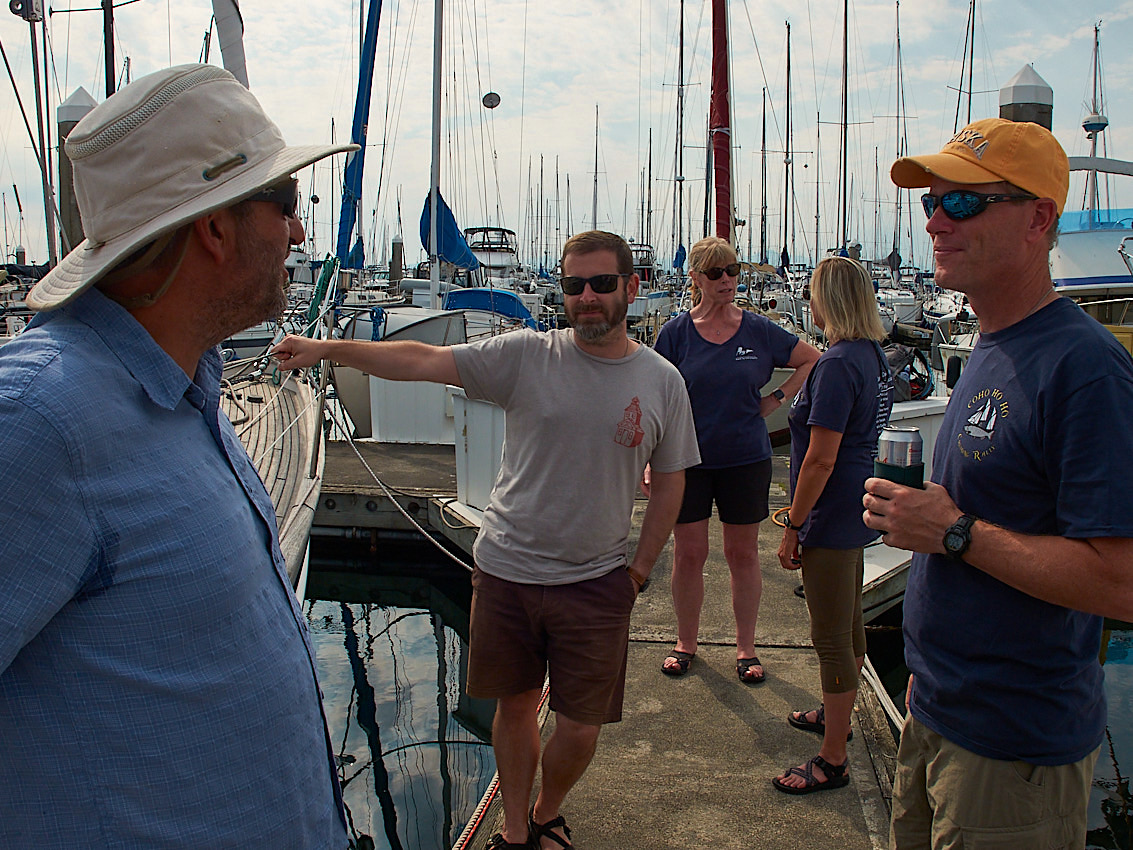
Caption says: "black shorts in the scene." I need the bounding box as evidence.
[676,459,773,525]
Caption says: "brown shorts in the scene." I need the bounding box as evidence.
[467,566,637,725]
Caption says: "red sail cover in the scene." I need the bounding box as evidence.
[710,0,732,241]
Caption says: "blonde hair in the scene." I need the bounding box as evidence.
[810,256,886,342]
[686,236,736,307]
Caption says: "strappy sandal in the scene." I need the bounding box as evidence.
[487,832,534,849]
[661,649,694,677]
[771,754,850,795]
[529,812,573,849]
[736,656,765,683]
[788,704,852,740]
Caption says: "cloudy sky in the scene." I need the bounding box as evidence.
[2,0,1132,272]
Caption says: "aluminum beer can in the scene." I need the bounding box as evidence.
[878,426,923,467]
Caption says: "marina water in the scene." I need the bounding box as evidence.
[305,535,496,850]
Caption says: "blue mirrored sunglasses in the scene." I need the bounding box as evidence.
[559,273,626,295]
[920,190,1036,221]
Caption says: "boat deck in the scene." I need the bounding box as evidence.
[319,443,899,850]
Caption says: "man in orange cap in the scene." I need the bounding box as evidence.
[863,118,1133,848]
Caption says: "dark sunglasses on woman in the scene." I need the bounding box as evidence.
[920,190,1037,221]
[559,273,626,296]
[698,262,741,280]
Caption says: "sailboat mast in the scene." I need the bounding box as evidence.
[429,0,443,307]
[675,0,685,275]
[838,0,849,252]
[102,0,115,96]
[1085,23,1107,219]
[646,129,652,246]
[892,0,904,260]
[28,26,56,263]
[592,105,599,230]
[782,21,791,270]
[954,0,976,132]
[760,88,767,265]
[709,0,733,242]
[815,111,820,261]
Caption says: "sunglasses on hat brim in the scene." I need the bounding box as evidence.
[559,273,627,296]
[920,190,1036,221]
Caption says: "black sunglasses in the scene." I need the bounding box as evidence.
[920,190,1036,221]
[559,273,626,296]
[246,177,300,218]
[697,262,741,280]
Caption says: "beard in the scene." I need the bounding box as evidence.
[566,292,629,343]
[202,220,290,348]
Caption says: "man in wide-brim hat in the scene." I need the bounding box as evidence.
[0,64,357,847]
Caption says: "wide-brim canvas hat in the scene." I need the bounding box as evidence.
[890,117,1069,214]
[29,63,358,311]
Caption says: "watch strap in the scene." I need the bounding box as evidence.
[944,513,976,558]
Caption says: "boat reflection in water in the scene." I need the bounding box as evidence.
[305,536,496,850]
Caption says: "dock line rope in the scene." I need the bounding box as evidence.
[861,654,907,729]
[319,385,475,573]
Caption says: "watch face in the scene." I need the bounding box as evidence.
[944,530,965,553]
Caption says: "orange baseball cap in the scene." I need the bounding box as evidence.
[891,118,1069,214]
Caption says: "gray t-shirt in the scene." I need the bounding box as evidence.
[452,329,700,585]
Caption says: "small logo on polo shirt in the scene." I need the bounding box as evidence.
[735,346,758,361]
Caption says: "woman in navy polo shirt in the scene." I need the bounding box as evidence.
[773,256,894,794]
[653,237,819,683]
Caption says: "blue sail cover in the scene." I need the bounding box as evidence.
[420,192,480,270]
[335,0,384,267]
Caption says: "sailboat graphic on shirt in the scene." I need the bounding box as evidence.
[963,399,997,439]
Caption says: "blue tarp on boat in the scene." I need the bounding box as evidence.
[442,288,545,331]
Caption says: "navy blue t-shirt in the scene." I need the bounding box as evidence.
[654,311,799,468]
[905,297,1133,764]
[788,338,893,549]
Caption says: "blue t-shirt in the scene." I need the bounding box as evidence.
[654,310,799,467]
[788,339,893,549]
[905,297,1133,765]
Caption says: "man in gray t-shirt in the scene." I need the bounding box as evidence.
[274,231,699,850]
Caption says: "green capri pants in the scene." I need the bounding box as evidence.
[800,546,866,694]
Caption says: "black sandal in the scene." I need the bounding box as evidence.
[529,812,573,849]
[771,754,850,795]
[787,704,852,740]
[661,649,694,677]
[736,656,765,683]
[487,832,534,849]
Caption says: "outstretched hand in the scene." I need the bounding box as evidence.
[862,477,962,554]
[271,334,325,371]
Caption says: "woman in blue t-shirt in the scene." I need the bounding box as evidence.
[653,237,819,683]
[772,256,894,795]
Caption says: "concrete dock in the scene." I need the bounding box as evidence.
[316,442,899,850]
